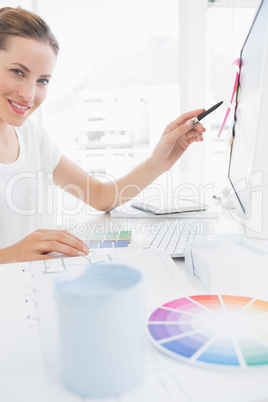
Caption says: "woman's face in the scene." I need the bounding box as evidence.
[0,36,57,128]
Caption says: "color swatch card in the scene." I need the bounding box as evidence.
[78,230,132,249]
[147,295,268,370]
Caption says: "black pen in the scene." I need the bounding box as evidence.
[192,101,223,127]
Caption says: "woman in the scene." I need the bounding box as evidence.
[0,7,205,263]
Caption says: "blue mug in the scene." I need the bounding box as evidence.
[55,263,145,397]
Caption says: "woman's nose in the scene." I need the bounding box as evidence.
[17,80,35,102]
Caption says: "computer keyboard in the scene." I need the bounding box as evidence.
[141,220,206,258]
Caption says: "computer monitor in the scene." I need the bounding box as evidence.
[228,0,268,239]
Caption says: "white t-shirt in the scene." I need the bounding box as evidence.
[0,120,62,248]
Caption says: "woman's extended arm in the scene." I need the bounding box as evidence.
[53,109,205,212]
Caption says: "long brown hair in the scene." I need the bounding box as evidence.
[0,7,59,55]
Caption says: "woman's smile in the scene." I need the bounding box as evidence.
[8,99,32,115]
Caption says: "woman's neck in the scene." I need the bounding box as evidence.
[0,123,13,141]
[0,124,20,164]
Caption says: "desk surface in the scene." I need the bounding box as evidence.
[1,209,268,402]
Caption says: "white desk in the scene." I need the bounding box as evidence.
[1,209,268,402]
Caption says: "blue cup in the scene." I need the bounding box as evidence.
[55,264,145,397]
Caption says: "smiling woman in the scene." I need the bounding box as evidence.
[0,37,56,125]
[0,6,205,264]
[0,7,58,130]
[0,7,90,260]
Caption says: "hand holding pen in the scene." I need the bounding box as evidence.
[191,100,223,128]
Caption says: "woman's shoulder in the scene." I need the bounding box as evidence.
[16,119,51,151]
[17,119,62,161]
[17,119,46,137]
[16,119,62,169]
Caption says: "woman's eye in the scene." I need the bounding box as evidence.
[38,78,49,86]
[11,68,23,76]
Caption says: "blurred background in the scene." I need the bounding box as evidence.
[1,0,259,212]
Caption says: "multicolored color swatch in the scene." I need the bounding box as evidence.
[147,295,268,370]
[78,230,132,249]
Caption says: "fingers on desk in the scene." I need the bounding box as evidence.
[34,229,90,257]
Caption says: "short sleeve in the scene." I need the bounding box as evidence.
[17,119,62,173]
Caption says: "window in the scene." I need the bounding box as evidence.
[9,1,259,191]
[36,0,180,179]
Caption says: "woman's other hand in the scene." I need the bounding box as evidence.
[0,229,90,264]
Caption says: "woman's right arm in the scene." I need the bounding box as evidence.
[0,229,90,264]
